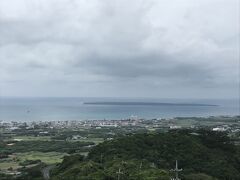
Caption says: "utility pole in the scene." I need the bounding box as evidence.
[139,161,143,170]
[100,154,103,164]
[121,160,126,166]
[116,168,123,180]
[170,160,182,180]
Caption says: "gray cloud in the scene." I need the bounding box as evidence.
[0,0,239,98]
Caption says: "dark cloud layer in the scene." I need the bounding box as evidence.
[0,0,239,98]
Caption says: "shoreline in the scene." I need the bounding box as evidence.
[0,115,239,123]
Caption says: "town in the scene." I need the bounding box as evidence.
[1,115,240,133]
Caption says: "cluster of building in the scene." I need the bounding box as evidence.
[0,118,140,130]
[0,116,239,133]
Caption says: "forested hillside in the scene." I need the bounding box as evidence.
[51,130,240,180]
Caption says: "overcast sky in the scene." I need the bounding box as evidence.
[0,0,239,98]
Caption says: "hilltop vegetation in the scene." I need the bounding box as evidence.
[51,130,240,180]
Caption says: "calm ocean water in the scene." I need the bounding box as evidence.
[0,97,239,122]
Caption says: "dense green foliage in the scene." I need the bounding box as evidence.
[52,130,240,180]
[17,163,45,180]
[0,140,94,154]
[0,173,17,180]
[0,163,45,180]
[51,156,170,180]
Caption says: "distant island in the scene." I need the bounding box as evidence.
[84,101,218,106]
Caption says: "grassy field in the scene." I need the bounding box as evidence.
[0,151,66,171]
[0,134,100,171]
[70,137,104,144]
[15,151,67,164]
[0,130,105,173]
[79,152,89,156]
[12,135,104,144]
[12,136,52,141]
[0,162,20,170]
[170,118,227,127]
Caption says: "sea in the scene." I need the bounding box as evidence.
[0,97,239,122]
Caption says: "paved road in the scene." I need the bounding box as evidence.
[42,165,55,180]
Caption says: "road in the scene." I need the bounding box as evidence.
[42,165,55,180]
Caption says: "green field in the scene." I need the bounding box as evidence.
[79,152,89,156]
[0,162,20,170]
[0,151,66,171]
[16,151,67,165]
[12,136,52,141]
[0,133,98,172]
[70,137,104,144]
